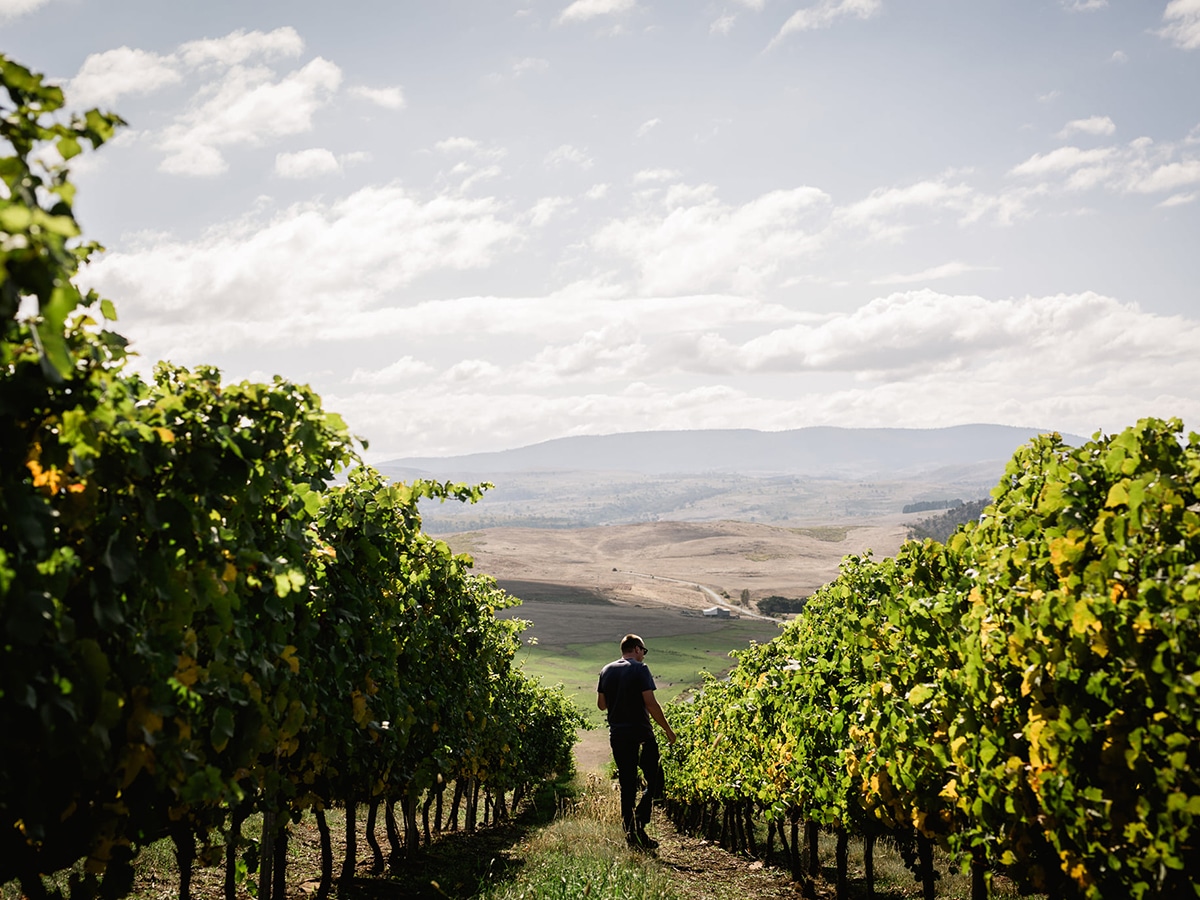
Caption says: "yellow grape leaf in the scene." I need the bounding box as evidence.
[1105,480,1129,508]
[1020,666,1038,697]
[1071,600,1100,635]
[979,617,1000,647]
[951,735,968,767]
[1027,715,1052,770]
[352,690,369,727]
[907,684,935,707]
[279,645,300,675]
[174,654,200,687]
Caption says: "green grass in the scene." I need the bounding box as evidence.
[472,775,681,900]
[789,525,852,542]
[514,622,774,727]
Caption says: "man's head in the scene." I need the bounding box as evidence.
[621,633,648,656]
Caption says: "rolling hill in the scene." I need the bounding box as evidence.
[377,424,1083,531]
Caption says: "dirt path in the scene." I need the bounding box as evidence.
[647,818,824,900]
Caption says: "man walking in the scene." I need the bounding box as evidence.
[597,633,676,850]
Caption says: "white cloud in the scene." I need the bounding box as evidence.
[636,118,661,138]
[545,143,594,168]
[80,183,520,358]
[1109,50,1129,63]
[64,29,338,175]
[437,137,481,154]
[1126,159,1200,193]
[0,0,51,20]
[445,359,504,384]
[457,165,503,193]
[1158,0,1200,50]
[834,176,1024,235]
[1010,146,1114,177]
[870,262,995,285]
[711,14,737,34]
[329,290,1200,458]
[837,179,971,224]
[770,0,882,46]
[633,168,681,183]
[1056,115,1116,139]
[513,57,550,75]
[68,47,182,108]
[1010,133,1200,197]
[558,0,636,24]
[349,85,405,109]
[178,27,304,68]
[704,291,1200,382]
[348,356,434,385]
[158,57,343,176]
[521,324,648,383]
[1062,0,1107,11]
[592,183,831,295]
[528,196,572,226]
[275,148,340,179]
[585,183,611,200]
[1158,191,1196,207]
[435,137,506,162]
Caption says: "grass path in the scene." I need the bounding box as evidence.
[8,771,1036,900]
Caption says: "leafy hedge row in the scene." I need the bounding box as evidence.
[665,419,1199,900]
[1,54,584,900]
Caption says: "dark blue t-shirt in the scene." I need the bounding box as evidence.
[597,658,657,736]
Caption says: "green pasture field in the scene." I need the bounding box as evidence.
[512,619,779,728]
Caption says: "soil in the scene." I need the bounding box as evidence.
[132,798,874,900]
[447,519,909,612]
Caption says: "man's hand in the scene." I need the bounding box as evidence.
[643,690,676,743]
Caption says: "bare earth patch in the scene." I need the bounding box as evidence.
[456,519,909,781]
[448,518,909,611]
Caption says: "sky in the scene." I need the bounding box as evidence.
[3,0,1199,460]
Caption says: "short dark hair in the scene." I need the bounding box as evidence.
[621,633,646,653]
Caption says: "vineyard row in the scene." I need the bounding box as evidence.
[662,419,1200,900]
[1,54,584,900]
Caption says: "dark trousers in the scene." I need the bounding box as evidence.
[610,730,662,834]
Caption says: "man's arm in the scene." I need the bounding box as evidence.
[597,692,607,711]
[642,690,676,743]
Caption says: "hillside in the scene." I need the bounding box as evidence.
[446,518,909,611]
[377,425,1063,530]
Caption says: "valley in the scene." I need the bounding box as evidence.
[445,517,911,772]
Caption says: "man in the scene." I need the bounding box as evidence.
[597,633,676,850]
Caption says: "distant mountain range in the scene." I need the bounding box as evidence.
[377,426,1086,530]
[379,424,1083,480]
